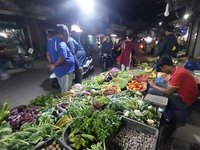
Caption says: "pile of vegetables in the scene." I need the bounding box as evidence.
[71,93,93,105]
[109,127,156,150]
[67,107,121,149]
[0,66,161,150]
[82,80,101,90]
[110,78,128,89]
[30,95,57,107]
[0,121,63,150]
[127,80,145,91]
[7,105,40,129]
[117,71,133,81]
[40,140,63,150]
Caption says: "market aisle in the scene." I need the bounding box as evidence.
[0,61,60,108]
[0,54,103,109]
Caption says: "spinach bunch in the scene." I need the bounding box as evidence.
[0,122,63,150]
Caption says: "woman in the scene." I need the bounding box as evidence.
[120,35,143,71]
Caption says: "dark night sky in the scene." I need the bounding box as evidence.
[37,0,168,26]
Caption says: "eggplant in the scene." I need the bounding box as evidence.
[108,74,112,80]
[61,102,68,108]
[52,110,60,117]
[104,77,110,82]
[55,104,67,112]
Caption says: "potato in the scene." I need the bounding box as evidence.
[52,141,57,146]
[49,145,54,149]
[52,148,56,150]
[41,148,45,150]
[55,144,60,149]
[46,147,50,150]
[58,148,62,150]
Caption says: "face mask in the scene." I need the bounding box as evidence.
[106,39,110,43]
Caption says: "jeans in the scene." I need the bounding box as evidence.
[148,82,189,108]
[75,67,83,84]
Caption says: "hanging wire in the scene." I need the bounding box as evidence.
[156,0,164,4]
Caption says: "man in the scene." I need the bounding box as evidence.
[156,25,180,58]
[67,25,86,84]
[148,55,198,107]
[101,36,116,67]
[183,55,200,71]
[46,24,75,94]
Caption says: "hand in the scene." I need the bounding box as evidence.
[47,64,55,71]
[78,67,82,72]
[138,50,144,53]
[148,79,156,88]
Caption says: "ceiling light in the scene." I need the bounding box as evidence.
[184,14,189,19]
[111,34,117,37]
[159,22,162,25]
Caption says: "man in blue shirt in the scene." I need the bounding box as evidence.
[46,24,75,94]
[67,25,86,84]
[183,55,200,71]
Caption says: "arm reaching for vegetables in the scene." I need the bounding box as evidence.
[148,79,178,95]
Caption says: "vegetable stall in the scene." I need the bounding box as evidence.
[0,67,163,150]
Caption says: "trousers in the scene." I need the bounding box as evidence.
[148,82,189,108]
[57,72,73,94]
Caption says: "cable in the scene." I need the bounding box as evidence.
[156,0,164,4]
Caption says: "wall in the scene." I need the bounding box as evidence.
[193,20,200,58]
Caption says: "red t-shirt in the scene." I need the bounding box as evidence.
[169,66,198,105]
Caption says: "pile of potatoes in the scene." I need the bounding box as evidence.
[41,140,63,150]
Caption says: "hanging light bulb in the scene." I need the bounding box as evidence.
[164,4,169,17]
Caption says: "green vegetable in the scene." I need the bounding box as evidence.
[90,89,101,97]
[81,134,97,142]
[93,96,109,105]
[96,76,104,84]
[71,94,93,105]
[30,94,56,107]
[0,123,63,150]
[0,99,9,124]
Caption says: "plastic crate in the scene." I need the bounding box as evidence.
[106,116,159,150]
[33,137,67,150]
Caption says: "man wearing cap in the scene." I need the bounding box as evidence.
[46,24,75,94]
[67,25,86,84]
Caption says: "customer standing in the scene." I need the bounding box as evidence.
[46,24,75,94]
[156,25,179,58]
[67,25,86,84]
[120,35,143,71]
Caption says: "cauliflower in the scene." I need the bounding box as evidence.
[147,119,155,127]
[148,105,152,110]
[137,100,143,106]
[134,110,142,117]
[124,111,130,117]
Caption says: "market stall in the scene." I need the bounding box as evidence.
[0,66,178,150]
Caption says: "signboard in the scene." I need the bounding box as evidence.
[105,28,113,34]
[109,23,126,32]
[0,21,16,26]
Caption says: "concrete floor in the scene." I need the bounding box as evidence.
[0,54,102,109]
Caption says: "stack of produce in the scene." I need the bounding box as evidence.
[127,80,146,91]
[109,127,156,150]
[66,107,120,150]
[7,105,40,129]
[108,90,157,127]
[0,121,63,150]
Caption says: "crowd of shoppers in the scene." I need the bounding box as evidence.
[46,24,86,94]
